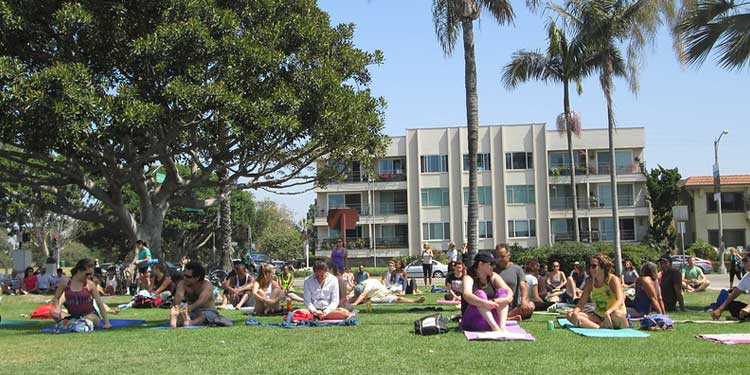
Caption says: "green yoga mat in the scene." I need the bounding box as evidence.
[0,319,37,327]
[557,318,650,338]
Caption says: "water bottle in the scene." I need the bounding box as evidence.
[286,297,292,312]
[365,300,372,313]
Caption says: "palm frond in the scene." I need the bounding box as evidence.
[556,111,582,136]
[478,0,515,25]
[432,0,462,56]
[678,0,750,69]
[501,50,555,89]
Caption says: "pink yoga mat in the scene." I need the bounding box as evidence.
[464,321,535,341]
[436,299,461,305]
[697,334,750,345]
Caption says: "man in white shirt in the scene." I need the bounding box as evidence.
[712,255,750,321]
[36,267,54,293]
[300,262,349,320]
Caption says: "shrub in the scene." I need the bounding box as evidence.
[685,240,718,261]
[514,242,659,273]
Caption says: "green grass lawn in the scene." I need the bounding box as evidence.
[0,290,747,374]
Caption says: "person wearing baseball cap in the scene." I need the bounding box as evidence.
[460,252,513,332]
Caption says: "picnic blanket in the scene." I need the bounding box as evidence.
[464,321,535,341]
[41,319,146,333]
[557,318,650,338]
[246,312,359,329]
[696,334,750,345]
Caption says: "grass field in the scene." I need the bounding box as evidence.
[0,290,747,374]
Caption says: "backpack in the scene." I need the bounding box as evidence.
[640,314,674,331]
[133,295,162,308]
[414,313,449,335]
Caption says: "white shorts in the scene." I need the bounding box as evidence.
[370,291,398,304]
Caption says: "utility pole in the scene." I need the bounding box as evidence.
[714,129,729,275]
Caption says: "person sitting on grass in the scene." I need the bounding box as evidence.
[297,262,350,320]
[621,260,639,288]
[445,261,465,301]
[252,264,286,315]
[342,267,356,292]
[21,267,39,295]
[50,259,111,329]
[279,265,296,294]
[494,244,534,320]
[219,261,254,309]
[351,279,426,306]
[682,256,710,292]
[151,263,175,298]
[355,265,370,284]
[103,267,118,296]
[382,260,398,292]
[525,260,553,311]
[170,261,231,327]
[658,256,685,312]
[711,255,750,321]
[562,261,587,304]
[545,261,567,294]
[460,253,513,332]
[36,267,54,294]
[50,268,65,290]
[625,261,665,318]
[566,254,628,329]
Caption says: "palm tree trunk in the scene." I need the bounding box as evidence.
[563,80,580,242]
[603,61,622,276]
[218,167,233,271]
[462,19,479,266]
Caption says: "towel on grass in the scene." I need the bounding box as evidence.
[557,318,650,338]
[697,334,750,345]
[41,319,146,333]
[436,299,461,305]
[246,312,359,328]
[464,321,535,341]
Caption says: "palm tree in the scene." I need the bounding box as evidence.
[432,0,515,266]
[502,20,593,243]
[677,0,750,69]
[556,0,670,274]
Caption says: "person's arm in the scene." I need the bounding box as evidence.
[461,275,494,309]
[351,285,370,306]
[188,282,215,312]
[697,268,706,281]
[712,287,744,319]
[642,279,664,314]
[606,276,625,317]
[572,280,593,314]
[237,276,255,292]
[490,274,514,306]
[173,281,185,306]
[344,249,349,269]
[152,276,170,295]
[530,280,543,303]
[556,272,567,290]
[323,277,340,315]
[673,271,683,299]
[303,278,317,312]
[52,277,68,308]
[89,280,110,328]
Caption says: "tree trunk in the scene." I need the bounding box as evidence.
[563,80,580,242]
[219,172,233,270]
[462,19,480,267]
[134,205,168,261]
[603,60,622,276]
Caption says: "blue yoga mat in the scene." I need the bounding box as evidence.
[41,319,146,333]
[152,325,207,330]
[557,318,650,338]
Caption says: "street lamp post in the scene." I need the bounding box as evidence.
[714,129,729,275]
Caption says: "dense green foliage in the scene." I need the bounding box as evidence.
[644,165,683,252]
[513,241,660,273]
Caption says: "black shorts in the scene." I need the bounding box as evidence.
[422,263,433,278]
[138,267,150,274]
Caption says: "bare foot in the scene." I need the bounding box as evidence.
[180,309,191,327]
[169,307,179,328]
[416,297,426,303]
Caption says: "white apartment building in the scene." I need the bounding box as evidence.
[313,124,649,264]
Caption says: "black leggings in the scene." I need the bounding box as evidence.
[726,301,749,320]
[422,263,433,278]
[729,267,744,285]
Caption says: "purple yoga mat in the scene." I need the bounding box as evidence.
[464,321,536,341]
[697,334,750,345]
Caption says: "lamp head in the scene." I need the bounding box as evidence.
[722,130,729,135]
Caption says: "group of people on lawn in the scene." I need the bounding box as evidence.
[18,238,750,332]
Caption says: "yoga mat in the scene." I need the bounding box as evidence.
[41,319,146,333]
[153,325,207,330]
[557,318,650,338]
[0,319,37,327]
[436,300,461,305]
[675,320,740,324]
[697,334,750,345]
[246,312,359,328]
[464,322,535,341]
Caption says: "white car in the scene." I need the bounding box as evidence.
[404,260,448,278]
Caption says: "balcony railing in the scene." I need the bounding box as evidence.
[552,229,636,242]
[599,229,636,242]
[375,170,407,182]
[375,236,409,249]
[549,196,590,210]
[548,165,589,177]
[318,237,370,250]
[315,202,407,218]
[316,204,370,218]
[593,162,640,175]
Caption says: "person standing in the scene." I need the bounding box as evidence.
[446,241,458,274]
[133,240,152,291]
[330,239,348,276]
[729,247,742,289]
[421,244,434,288]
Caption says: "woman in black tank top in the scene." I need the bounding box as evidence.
[460,253,513,332]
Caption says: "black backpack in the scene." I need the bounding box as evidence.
[414,313,449,335]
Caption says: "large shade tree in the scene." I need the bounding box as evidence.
[502,20,595,243]
[677,0,750,69]
[557,0,674,274]
[0,0,386,258]
[431,0,516,265]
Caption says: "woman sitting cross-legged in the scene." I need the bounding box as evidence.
[567,254,628,329]
[50,259,112,329]
[626,261,666,318]
[460,253,513,332]
[252,264,285,315]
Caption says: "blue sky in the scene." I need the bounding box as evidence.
[255,0,750,221]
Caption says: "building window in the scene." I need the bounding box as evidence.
[463,153,491,171]
[508,220,536,238]
[378,158,405,174]
[421,188,450,207]
[506,185,536,204]
[505,152,533,170]
[463,186,492,206]
[466,221,494,239]
[708,229,747,247]
[706,192,745,213]
[420,155,448,173]
[596,183,635,208]
[599,218,636,241]
[423,222,451,240]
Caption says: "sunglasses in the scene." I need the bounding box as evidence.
[589,264,599,269]
[183,274,194,279]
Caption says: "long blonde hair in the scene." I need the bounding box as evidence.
[257,264,275,289]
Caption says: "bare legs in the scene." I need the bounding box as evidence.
[567,309,628,329]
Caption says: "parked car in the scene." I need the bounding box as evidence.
[670,255,712,274]
[404,259,448,278]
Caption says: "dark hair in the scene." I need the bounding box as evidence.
[184,261,206,280]
[57,268,63,274]
[591,253,614,277]
[495,243,510,254]
[71,259,95,275]
[153,263,169,276]
[313,261,327,272]
[24,267,34,277]
[136,239,148,247]
[640,261,658,279]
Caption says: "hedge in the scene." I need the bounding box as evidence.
[513,242,661,274]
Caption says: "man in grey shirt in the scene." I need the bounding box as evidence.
[494,244,534,320]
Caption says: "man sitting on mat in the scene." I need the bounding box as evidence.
[495,244,534,320]
[351,279,425,306]
[296,262,350,320]
[711,255,750,321]
[682,256,710,292]
[170,261,232,328]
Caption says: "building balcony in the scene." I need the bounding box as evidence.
[375,236,409,249]
[375,170,407,182]
[551,229,636,242]
[550,196,590,210]
[317,236,409,251]
[314,202,408,218]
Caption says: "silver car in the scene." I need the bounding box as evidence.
[670,255,713,274]
[404,259,448,278]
